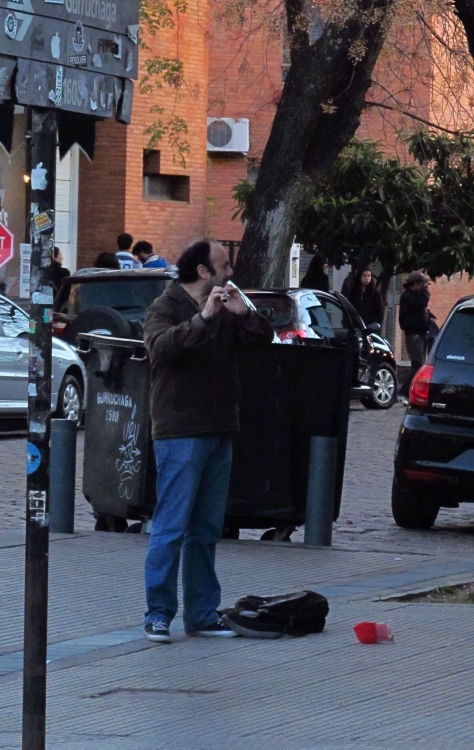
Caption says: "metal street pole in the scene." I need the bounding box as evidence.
[22,108,57,750]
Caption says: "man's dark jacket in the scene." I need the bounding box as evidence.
[144,281,274,440]
[398,287,430,335]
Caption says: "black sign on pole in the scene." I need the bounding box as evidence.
[0,0,140,35]
[0,8,139,78]
[4,0,141,748]
[23,107,56,750]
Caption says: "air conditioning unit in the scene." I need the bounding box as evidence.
[207,118,249,153]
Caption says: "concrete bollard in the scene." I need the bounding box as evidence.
[304,435,338,546]
[49,419,77,534]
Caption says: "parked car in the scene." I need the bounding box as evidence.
[0,294,86,425]
[53,268,175,344]
[392,295,474,529]
[53,269,283,345]
[244,289,398,408]
[53,271,397,408]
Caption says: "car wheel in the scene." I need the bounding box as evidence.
[362,364,398,410]
[391,477,440,529]
[56,374,83,424]
[222,524,240,540]
[125,522,143,534]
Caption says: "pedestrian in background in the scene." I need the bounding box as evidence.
[143,238,274,643]
[425,311,440,354]
[93,251,120,270]
[52,246,70,296]
[341,262,357,297]
[300,254,329,292]
[347,266,384,327]
[132,240,168,269]
[116,233,142,269]
[398,270,431,401]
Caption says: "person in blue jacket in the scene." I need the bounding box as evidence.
[132,240,168,269]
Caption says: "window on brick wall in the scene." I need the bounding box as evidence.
[142,150,190,202]
[247,166,259,184]
[282,4,325,82]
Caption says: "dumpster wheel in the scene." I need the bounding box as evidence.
[94,513,128,533]
[222,523,240,540]
[260,526,294,542]
[125,522,143,534]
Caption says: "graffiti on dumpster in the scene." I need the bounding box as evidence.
[116,403,141,500]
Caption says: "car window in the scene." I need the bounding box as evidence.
[306,305,335,338]
[60,278,170,316]
[341,299,364,331]
[0,299,29,337]
[247,296,294,328]
[300,293,319,309]
[319,299,351,331]
[435,309,474,365]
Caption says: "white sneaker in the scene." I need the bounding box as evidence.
[144,621,171,643]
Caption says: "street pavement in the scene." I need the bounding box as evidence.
[1,404,474,748]
[2,402,474,552]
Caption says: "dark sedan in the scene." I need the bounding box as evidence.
[392,295,474,529]
[244,289,398,409]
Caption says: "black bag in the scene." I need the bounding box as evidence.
[221,590,329,639]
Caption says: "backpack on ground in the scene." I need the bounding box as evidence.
[221,590,329,639]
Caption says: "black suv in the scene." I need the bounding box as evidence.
[53,269,175,344]
[244,289,398,409]
[392,295,474,529]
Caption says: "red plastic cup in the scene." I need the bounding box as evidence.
[353,621,394,644]
[353,621,377,644]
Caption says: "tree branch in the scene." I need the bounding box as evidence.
[455,0,474,59]
[366,100,471,135]
[415,10,469,61]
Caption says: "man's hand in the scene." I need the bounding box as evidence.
[201,286,226,320]
[201,284,249,319]
[220,284,248,316]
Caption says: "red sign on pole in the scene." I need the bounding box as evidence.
[0,222,14,269]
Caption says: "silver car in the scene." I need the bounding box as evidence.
[0,295,86,424]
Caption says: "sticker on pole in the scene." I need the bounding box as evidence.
[32,211,54,234]
[26,442,41,475]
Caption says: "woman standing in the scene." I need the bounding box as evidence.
[347,267,384,327]
[300,254,330,292]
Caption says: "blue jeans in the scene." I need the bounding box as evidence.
[144,435,233,633]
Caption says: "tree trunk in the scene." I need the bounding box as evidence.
[377,263,395,306]
[455,0,474,57]
[234,0,395,288]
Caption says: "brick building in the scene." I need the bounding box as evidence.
[76,0,284,267]
[0,2,472,327]
[77,0,209,268]
[206,4,282,242]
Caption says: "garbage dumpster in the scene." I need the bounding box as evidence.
[78,334,156,532]
[78,334,352,536]
[226,345,352,539]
